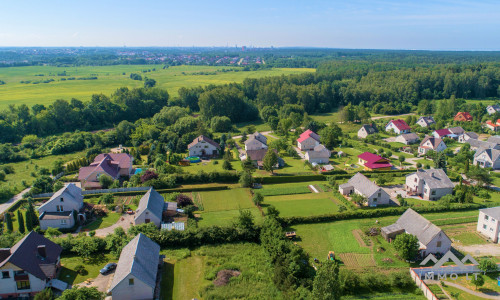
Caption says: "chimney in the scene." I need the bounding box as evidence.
[37,245,46,258]
[431,172,434,178]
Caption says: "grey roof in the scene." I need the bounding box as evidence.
[136,188,165,221]
[246,149,279,162]
[109,233,160,291]
[419,136,444,150]
[381,223,404,235]
[360,124,378,134]
[164,201,177,212]
[448,127,465,135]
[398,133,419,141]
[306,144,331,159]
[247,132,267,145]
[343,172,381,198]
[480,207,500,220]
[464,132,479,139]
[474,148,500,162]
[410,169,454,189]
[418,116,435,125]
[39,183,83,211]
[0,231,62,280]
[487,105,500,111]
[487,136,500,145]
[466,138,499,150]
[395,208,449,245]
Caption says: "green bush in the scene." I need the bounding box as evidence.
[255,175,325,184]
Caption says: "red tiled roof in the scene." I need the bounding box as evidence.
[297,129,320,143]
[454,112,473,121]
[93,153,133,169]
[387,119,410,131]
[358,152,392,169]
[434,129,451,137]
[358,152,386,163]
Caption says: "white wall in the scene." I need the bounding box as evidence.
[39,194,82,214]
[298,137,319,151]
[366,188,390,207]
[189,142,218,157]
[477,211,500,243]
[40,216,75,230]
[0,271,46,296]
[110,274,154,300]
[421,232,452,256]
[134,209,161,228]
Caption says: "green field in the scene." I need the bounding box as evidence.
[0,65,314,109]
[264,192,340,217]
[257,182,312,196]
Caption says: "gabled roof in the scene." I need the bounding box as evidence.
[410,169,454,189]
[0,231,62,280]
[94,153,133,169]
[246,149,279,162]
[306,144,331,159]
[78,154,123,181]
[39,183,83,211]
[247,132,267,145]
[454,112,473,121]
[434,129,451,138]
[480,206,500,220]
[386,119,410,131]
[487,105,500,111]
[398,133,419,141]
[136,188,165,221]
[448,127,465,135]
[188,135,220,149]
[297,129,320,143]
[339,172,382,198]
[417,116,435,125]
[474,148,500,162]
[359,124,378,134]
[487,135,500,145]
[419,136,444,150]
[357,152,392,169]
[463,132,479,139]
[109,233,160,291]
[467,138,498,150]
[395,208,449,246]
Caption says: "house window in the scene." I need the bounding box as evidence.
[491,228,494,232]
[60,197,64,202]
[129,278,134,285]
[56,205,63,212]
[61,219,67,225]
[2,271,9,278]
[378,193,381,197]
[437,241,442,247]
[484,224,488,229]
[431,191,436,195]
[373,198,377,202]
[16,280,30,290]
[492,218,496,222]
[485,215,489,220]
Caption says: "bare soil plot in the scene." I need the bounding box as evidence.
[338,253,376,267]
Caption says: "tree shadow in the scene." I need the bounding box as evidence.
[161,262,175,300]
[58,266,77,285]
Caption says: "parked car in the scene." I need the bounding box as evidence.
[100,263,117,275]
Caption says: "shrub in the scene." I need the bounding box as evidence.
[176,194,193,207]
[74,265,88,275]
[141,170,159,183]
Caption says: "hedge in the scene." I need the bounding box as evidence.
[7,199,27,213]
[255,175,326,184]
[281,203,483,226]
[82,185,229,199]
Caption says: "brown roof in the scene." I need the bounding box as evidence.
[246,149,278,162]
[0,231,62,280]
[79,153,132,181]
[419,136,443,150]
[188,135,220,149]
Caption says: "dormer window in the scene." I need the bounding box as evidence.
[60,197,64,202]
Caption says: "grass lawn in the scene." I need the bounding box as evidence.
[415,158,435,168]
[197,208,262,227]
[450,231,488,245]
[161,255,208,300]
[343,293,426,299]
[264,192,339,217]
[256,182,316,196]
[0,150,87,193]
[0,65,314,109]
[58,253,117,285]
[442,285,485,300]
[178,157,243,174]
[82,212,121,231]
[199,188,254,212]
[453,272,500,294]
[272,156,315,175]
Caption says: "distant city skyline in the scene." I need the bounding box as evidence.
[1,0,499,50]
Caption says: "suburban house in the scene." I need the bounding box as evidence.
[466,139,500,151]
[486,120,500,132]
[305,144,331,164]
[395,133,420,145]
[405,169,454,200]
[458,132,479,143]
[188,135,220,157]
[418,136,447,155]
[135,188,165,227]
[78,153,134,189]
[245,132,268,151]
[454,112,473,122]
[357,152,392,171]
[474,148,500,170]
[243,148,284,169]
[381,208,452,257]
[297,130,320,151]
[338,173,390,207]
[108,233,161,300]
[38,183,84,230]
[477,207,500,243]
[416,116,436,128]
[448,126,465,137]
[0,231,64,298]
[486,105,500,115]
[432,129,451,139]
[357,124,378,139]
[487,135,500,145]
[385,119,411,134]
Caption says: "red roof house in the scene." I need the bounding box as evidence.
[385,119,411,134]
[454,112,473,122]
[433,129,451,139]
[297,130,321,151]
[357,152,392,171]
[486,119,500,132]
[78,153,134,189]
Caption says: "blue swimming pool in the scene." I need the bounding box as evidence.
[185,156,201,163]
[134,168,143,175]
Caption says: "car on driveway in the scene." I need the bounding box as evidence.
[100,263,117,275]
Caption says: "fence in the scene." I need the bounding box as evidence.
[32,186,150,198]
[409,269,438,300]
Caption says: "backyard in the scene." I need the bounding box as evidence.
[58,253,117,285]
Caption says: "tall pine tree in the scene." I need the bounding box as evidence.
[5,213,13,232]
[25,211,33,232]
[17,210,25,234]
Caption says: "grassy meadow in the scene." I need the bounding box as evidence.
[0,65,314,109]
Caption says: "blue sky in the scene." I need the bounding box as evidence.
[1,0,499,50]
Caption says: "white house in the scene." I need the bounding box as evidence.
[134,188,165,227]
[0,232,64,298]
[305,144,331,164]
[187,135,220,157]
[297,130,320,151]
[357,124,378,139]
[38,183,84,230]
[108,233,161,300]
[385,119,411,134]
[338,173,391,207]
[487,105,500,115]
[381,208,451,257]
[405,169,454,201]
[466,139,500,151]
[458,132,479,143]
[416,116,436,128]
[395,133,420,145]
[477,207,500,243]
[418,136,447,155]
[474,148,500,170]
[245,132,268,151]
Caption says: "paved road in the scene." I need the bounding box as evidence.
[0,188,31,215]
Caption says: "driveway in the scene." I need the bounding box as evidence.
[76,270,114,292]
[293,146,306,159]
[94,213,134,237]
[455,244,500,256]
[0,188,31,215]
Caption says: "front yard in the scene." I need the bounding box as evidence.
[58,253,117,285]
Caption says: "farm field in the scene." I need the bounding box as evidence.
[0,65,314,109]
[264,192,340,217]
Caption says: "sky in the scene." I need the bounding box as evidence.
[1,0,499,50]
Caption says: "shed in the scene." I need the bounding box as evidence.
[381,223,405,241]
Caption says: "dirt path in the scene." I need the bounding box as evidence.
[0,188,31,215]
[94,214,134,237]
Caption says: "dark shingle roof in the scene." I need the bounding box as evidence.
[136,188,164,221]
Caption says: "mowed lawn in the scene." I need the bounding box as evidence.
[0,65,314,109]
[59,253,117,285]
[264,192,339,217]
